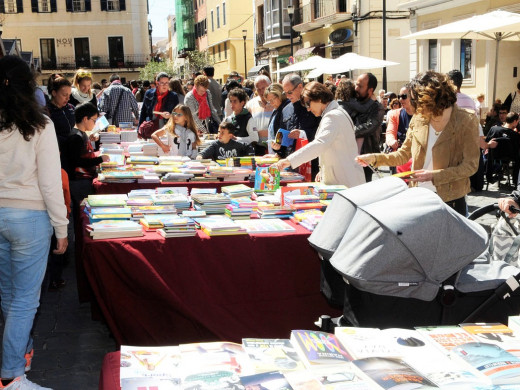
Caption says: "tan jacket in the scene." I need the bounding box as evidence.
[373,105,480,202]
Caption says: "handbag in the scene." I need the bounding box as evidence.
[207,116,220,134]
[138,118,159,139]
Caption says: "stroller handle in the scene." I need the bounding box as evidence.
[467,203,498,221]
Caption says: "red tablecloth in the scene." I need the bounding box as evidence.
[100,351,120,390]
[81,215,340,346]
[92,179,252,194]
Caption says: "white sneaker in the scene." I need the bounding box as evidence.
[0,375,52,390]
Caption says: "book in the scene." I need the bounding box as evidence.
[335,327,401,360]
[86,194,128,207]
[281,186,315,206]
[235,218,296,234]
[242,338,305,372]
[460,323,520,358]
[275,128,293,147]
[309,365,375,390]
[255,166,281,192]
[414,326,477,353]
[240,371,293,390]
[352,357,438,389]
[290,330,353,367]
[121,377,178,390]
[452,342,520,385]
[120,345,181,385]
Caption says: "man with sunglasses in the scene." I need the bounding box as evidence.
[281,73,321,179]
[139,72,179,129]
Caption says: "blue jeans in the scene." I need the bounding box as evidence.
[0,208,52,378]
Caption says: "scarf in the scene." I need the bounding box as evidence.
[193,91,211,120]
[71,88,93,104]
[154,90,168,113]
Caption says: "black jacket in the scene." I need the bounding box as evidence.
[281,100,321,141]
[139,89,179,126]
[342,98,385,154]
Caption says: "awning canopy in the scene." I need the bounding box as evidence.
[294,46,323,58]
[247,64,269,78]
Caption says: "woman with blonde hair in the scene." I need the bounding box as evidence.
[69,68,97,107]
[264,83,290,155]
[356,70,480,215]
[151,104,201,158]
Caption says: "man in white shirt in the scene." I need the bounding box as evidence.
[246,75,273,154]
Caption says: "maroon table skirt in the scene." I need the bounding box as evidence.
[81,216,340,346]
[100,351,120,390]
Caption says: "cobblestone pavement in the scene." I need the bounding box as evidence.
[0,175,515,390]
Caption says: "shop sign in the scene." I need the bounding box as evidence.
[329,29,353,44]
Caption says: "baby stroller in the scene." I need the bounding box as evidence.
[309,177,520,331]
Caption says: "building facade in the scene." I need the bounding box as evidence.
[0,0,151,84]
[398,0,520,106]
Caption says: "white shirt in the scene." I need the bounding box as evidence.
[418,124,440,193]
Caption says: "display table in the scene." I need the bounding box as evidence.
[81,214,340,346]
[100,352,120,390]
[92,178,252,195]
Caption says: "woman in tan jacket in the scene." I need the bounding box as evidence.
[357,71,480,215]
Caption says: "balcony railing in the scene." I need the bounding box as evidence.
[256,31,265,47]
[294,0,349,28]
[294,3,312,25]
[315,0,336,19]
[41,54,149,71]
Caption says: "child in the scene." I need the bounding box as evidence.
[197,122,253,160]
[225,88,258,145]
[151,104,201,159]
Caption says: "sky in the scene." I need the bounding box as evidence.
[148,0,175,39]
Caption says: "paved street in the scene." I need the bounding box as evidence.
[0,176,515,390]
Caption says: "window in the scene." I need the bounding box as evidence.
[216,6,220,28]
[212,46,215,61]
[39,0,50,12]
[74,37,90,67]
[211,10,214,31]
[107,0,120,11]
[5,0,17,13]
[218,44,221,61]
[222,2,226,25]
[428,40,437,71]
[224,41,227,59]
[73,0,86,11]
[460,39,472,80]
[40,38,56,70]
[204,19,207,34]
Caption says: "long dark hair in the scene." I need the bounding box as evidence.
[0,55,47,140]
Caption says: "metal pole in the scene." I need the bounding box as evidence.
[382,0,387,91]
[290,16,294,57]
[493,34,501,103]
[243,37,247,79]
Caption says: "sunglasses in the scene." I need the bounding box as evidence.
[285,85,298,96]
[398,94,408,100]
[172,112,184,117]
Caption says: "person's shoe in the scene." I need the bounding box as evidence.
[47,279,66,292]
[0,375,52,389]
[24,350,33,373]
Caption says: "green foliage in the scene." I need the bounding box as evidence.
[139,59,175,81]
[185,50,214,75]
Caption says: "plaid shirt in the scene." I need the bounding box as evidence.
[98,81,139,126]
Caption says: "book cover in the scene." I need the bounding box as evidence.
[242,338,305,372]
[121,377,178,390]
[290,330,353,367]
[281,186,315,206]
[235,219,296,234]
[414,326,477,352]
[120,345,181,385]
[352,357,438,389]
[460,323,520,358]
[240,371,293,390]
[452,342,520,385]
[334,327,400,360]
[255,166,281,192]
[275,128,293,147]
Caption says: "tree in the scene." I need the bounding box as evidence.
[185,50,214,75]
[139,59,175,81]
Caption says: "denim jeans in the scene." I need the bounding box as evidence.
[0,208,52,378]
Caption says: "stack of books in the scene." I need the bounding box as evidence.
[313,184,348,200]
[142,143,159,156]
[257,205,294,219]
[284,194,323,210]
[235,218,296,234]
[191,194,231,215]
[126,189,155,206]
[198,217,247,236]
[87,220,143,240]
[86,194,128,208]
[221,184,254,198]
[127,156,159,165]
[225,204,253,220]
[99,131,120,143]
[130,205,177,221]
[292,209,324,231]
[137,174,161,184]
[99,154,126,169]
[87,206,132,223]
[97,169,147,183]
[157,216,197,238]
[161,172,195,182]
[119,130,138,142]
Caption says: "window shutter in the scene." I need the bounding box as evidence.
[51,0,57,12]
[85,0,91,11]
[0,1,5,14]
[31,0,37,12]
[66,0,72,11]
[16,0,23,12]
[100,0,107,11]
[119,0,125,11]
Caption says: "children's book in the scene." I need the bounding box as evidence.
[120,345,181,385]
[242,338,305,372]
[290,330,353,368]
[414,326,477,353]
[281,185,315,205]
[235,218,296,234]
[255,166,281,192]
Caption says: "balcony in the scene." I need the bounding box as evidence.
[41,55,149,71]
[294,0,351,32]
[256,31,265,47]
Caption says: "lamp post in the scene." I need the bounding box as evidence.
[242,29,247,80]
[287,5,294,57]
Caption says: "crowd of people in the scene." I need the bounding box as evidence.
[4,50,520,388]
